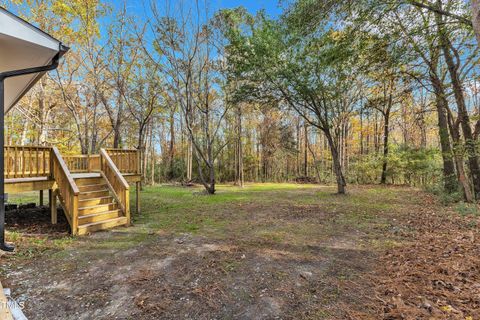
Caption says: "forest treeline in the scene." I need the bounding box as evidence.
[3,0,480,198]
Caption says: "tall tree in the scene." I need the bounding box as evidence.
[221,10,362,193]
[148,0,231,194]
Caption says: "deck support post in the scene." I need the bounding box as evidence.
[50,190,57,225]
[136,181,140,214]
[39,190,44,206]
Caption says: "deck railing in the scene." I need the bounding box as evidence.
[51,147,80,234]
[4,146,139,178]
[105,148,140,174]
[63,154,100,173]
[100,149,130,225]
[4,145,52,178]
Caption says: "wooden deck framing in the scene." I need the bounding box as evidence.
[4,146,141,235]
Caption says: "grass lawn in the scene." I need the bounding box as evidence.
[0,183,477,319]
[7,190,47,206]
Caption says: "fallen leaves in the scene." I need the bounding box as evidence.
[367,193,480,319]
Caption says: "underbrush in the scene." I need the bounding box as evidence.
[455,202,480,217]
[425,182,464,205]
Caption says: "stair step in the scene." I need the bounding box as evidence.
[79,196,114,207]
[78,184,108,192]
[79,189,109,200]
[75,177,104,186]
[78,209,122,224]
[77,216,128,235]
[79,203,118,215]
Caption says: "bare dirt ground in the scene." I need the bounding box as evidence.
[0,184,478,319]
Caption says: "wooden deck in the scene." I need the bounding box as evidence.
[3,146,141,235]
[5,176,54,193]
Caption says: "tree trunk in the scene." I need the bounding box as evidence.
[307,133,322,183]
[137,122,147,191]
[304,122,308,176]
[360,105,364,155]
[150,122,155,185]
[365,110,370,154]
[447,113,474,202]
[113,123,121,148]
[324,129,346,194]
[374,111,379,154]
[344,121,349,175]
[208,163,216,194]
[187,138,193,181]
[168,106,175,179]
[430,63,457,194]
[380,105,391,184]
[36,80,54,146]
[472,0,480,46]
[296,119,300,176]
[436,7,480,198]
[235,104,244,187]
[20,118,28,145]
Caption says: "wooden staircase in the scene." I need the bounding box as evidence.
[49,148,133,235]
[3,146,140,235]
[76,175,128,235]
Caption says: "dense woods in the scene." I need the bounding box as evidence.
[3,0,480,197]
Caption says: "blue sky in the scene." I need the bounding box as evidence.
[5,0,283,38]
[119,0,283,19]
[208,0,283,16]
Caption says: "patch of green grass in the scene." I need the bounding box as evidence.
[129,183,404,250]
[256,230,286,243]
[7,191,47,206]
[51,237,76,248]
[6,230,21,242]
[221,259,241,273]
[86,231,153,251]
[4,225,75,262]
[4,183,418,262]
[455,203,480,217]
[368,238,402,250]
[334,210,379,229]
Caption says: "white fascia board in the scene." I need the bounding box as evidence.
[0,8,60,51]
[0,7,63,113]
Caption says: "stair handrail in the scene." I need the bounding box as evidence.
[50,147,80,234]
[99,148,130,225]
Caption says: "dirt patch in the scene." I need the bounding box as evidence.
[6,206,69,235]
[4,234,373,319]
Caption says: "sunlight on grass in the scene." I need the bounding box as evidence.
[7,191,46,206]
[4,183,411,260]
[129,183,397,246]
